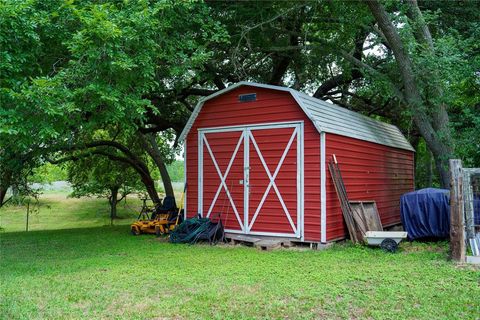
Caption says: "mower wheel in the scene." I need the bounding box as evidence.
[131,226,141,236]
[155,226,161,237]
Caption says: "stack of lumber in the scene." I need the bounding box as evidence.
[328,155,383,244]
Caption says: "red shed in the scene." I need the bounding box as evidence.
[179,82,414,243]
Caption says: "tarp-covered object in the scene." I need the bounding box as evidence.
[400,188,450,240]
[475,195,480,225]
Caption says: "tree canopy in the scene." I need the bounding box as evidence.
[1,0,479,205]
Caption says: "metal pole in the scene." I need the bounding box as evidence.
[26,201,30,232]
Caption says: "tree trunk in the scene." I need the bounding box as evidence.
[109,186,119,219]
[138,173,161,204]
[51,142,162,205]
[138,133,175,198]
[410,135,420,188]
[365,0,453,188]
[157,156,174,198]
[405,0,454,187]
[427,149,433,187]
[0,170,10,208]
[0,187,8,208]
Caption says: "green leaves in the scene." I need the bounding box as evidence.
[0,0,227,159]
[67,153,142,200]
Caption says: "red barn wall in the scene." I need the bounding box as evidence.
[325,133,415,241]
[185,86,322,241]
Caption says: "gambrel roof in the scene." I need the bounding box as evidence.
[179,82,414,152]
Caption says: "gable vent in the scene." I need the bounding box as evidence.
[239,93,256,102]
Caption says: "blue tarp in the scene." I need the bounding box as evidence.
[400,188,450,240]
[474,195,480,225]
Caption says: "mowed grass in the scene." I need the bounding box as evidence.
[0,192,142,232]
[1,194,479,319]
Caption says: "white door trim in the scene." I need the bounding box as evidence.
[243,128,250,230]
[198,121,301,133]
[299,121,305,241]
[198,130,203,217]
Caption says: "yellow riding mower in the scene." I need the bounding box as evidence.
[130,196,182,236]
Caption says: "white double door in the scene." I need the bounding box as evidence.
[198,122,303,238]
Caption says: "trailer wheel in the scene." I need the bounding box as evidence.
[380,238,398,253]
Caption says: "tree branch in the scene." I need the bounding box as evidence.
[405,0,434,50]
[314,27,370,98]
[47,150,138,171]
[179,88,217,97]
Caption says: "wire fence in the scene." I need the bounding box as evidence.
[463,168,480,256]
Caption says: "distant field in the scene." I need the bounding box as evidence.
[0,193,141,233]
[0,182,184,233]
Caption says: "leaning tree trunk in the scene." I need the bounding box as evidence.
[138,172,161,205]
[412,113,452,188]
[138,133,175,198]
[108,186,119,219]
[86,141,162,205]
[365,0,453,188]
[427,149,433,187]
[405,0,454,187]
[157,156,174,198]
[0,170,10,208]
[0,186,8,208]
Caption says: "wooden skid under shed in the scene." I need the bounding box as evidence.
[225,233,293,250]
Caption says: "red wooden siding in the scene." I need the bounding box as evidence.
[186,86,322,241]
[325,133,415,241]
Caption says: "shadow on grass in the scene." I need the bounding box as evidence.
[0,225,139,258]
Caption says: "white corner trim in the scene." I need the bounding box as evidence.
[320,132,327,243]
[183,140,187,220]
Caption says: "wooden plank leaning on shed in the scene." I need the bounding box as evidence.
[328,156,358,243]
[349,201,383,233]
[328,155,383,244]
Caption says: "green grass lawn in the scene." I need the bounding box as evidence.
[1,194,479,319]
